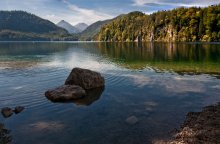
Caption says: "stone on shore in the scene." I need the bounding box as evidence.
[1,107,13,118]
[154,102,220,144]
[45,85,86,102]
[65,67,105,89]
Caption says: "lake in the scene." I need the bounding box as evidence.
[0,42,220,144]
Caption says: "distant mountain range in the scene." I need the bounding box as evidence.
[79,19,112,41]
[0,11,67,34]
[74,23,88,32]
[0,11,77,41]
[0,10,116,41]
[56,20,88,34]
[0,4,220,42]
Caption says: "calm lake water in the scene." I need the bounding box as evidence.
[0,42,220,144]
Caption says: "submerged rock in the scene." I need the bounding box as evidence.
[126,116,139,125]
[1,107,13,118]
[45,85,86,102]
[14,106,25,114]
[65,67,105,89]
[73,86,104,106]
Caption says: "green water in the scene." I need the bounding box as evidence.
[0,42,219,144]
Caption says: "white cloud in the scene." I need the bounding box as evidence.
[132,0,220,7]
[0,0,114,25]
[62,0,114,25]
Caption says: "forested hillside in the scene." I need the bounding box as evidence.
[0,11,67,34]
[79,19,113,41]
[0,11,76,41]
[97,4,220,42]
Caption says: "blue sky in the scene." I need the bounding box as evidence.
[0,0,219,25]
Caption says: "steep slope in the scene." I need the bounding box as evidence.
[97,5,220,42]
[0,11,67,34]
[57,20,80,34]
[0,11,77,41]
[74,23,88,32]
[79,19,112,41]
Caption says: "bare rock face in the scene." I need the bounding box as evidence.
[65,68,105,90]
[1,107,13,118]
[45,85,86,102]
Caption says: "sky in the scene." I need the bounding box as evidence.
[0,0,219,25]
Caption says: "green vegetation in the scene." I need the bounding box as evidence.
[0,11,77,41]
[82,42,220,75]
[97,5,220,42]
[79,20,113,41]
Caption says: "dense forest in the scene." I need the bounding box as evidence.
[97,4,220,42]
[0,11,78,41]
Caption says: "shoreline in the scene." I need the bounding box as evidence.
[156,102,220,144]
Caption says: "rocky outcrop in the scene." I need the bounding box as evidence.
[45,85,86,102]
[45,68,105,103]
[65,68,105,90]
[155,103,220,144]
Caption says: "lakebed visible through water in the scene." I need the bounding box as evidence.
[0,42,220,144]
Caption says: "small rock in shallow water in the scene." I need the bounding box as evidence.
[1,107,13,118]
[14,106,24,114]
[126,116,139,125]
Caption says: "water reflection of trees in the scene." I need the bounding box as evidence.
[1,42,219,75]
[80,42,220,75]
[0,42,72,56]
[95,42,220,62]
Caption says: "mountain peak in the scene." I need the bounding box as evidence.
[74,23,88,32]
[57,20,80,34]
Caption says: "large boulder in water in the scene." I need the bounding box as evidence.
[45,85,86,102]
[65,68,105,89]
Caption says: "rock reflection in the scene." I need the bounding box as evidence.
[0,123,12,144]
[46,86,105,106]
[73,87,104,106]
